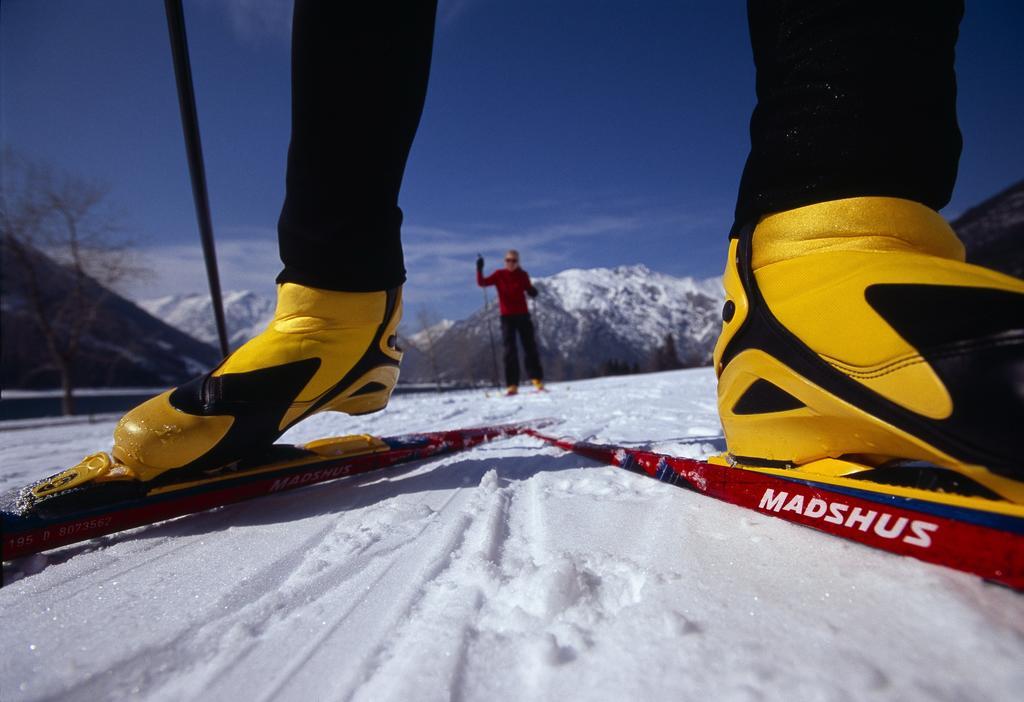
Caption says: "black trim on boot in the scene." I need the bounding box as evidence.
[865,284,1024,465]
[732,379,806,415]
[149,287,404,485]
[157,358,323,485]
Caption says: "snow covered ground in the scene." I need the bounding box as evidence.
[2,368,1021,701]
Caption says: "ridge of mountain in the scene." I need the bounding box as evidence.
[139,290,274,350]
[139,265,724,384]
[2,240,221,390]
[951,178,1024,279]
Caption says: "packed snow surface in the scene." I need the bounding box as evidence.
[2,369,1021,701]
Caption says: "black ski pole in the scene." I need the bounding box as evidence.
[164,0,230,358]
[479,256,500,389]
[529,288,542,359]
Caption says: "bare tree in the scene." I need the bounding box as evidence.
[415,304,444,391]
[0,149,138,415]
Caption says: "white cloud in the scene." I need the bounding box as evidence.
[201,0,292,45]
[403,214,641,261]
[200,0,479,45]
[117,238,281,304]
[438,0,485,27]
[399,212,669,316]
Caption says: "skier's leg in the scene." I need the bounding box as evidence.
[113,2,438,482]
[716,0,1024,489]
[732,0,962,233]
[278,1,436,292]
[501,316,521,389]
[520,315,544,384]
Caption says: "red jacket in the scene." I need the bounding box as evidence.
[477,267,537,316]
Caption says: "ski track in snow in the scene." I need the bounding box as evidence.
[2,369,1022,702]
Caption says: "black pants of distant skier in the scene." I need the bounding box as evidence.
[501,315,543,387]
[274,0,963,285]
[276,0,437,292]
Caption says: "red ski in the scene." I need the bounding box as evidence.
[1,422,535,563]
[525,430,1024,590]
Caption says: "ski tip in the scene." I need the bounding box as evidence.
[28,453,123,502]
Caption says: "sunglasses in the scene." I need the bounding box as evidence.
[505,258,518,262]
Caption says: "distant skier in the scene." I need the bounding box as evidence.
[477,250,544,395]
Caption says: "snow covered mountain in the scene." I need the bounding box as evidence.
[404,319,455,351]
[531,264,724,367]
[952,178,1024,279]
[139,290,275,351]
[402,264,724,383]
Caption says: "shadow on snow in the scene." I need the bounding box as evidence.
[5,450,602,583]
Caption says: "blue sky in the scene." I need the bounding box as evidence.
[3,0,1023,321]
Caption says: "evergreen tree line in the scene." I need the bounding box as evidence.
[597,333,684,378]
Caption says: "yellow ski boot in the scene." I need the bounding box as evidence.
[113,284,403,485]
[714,197,1024,501]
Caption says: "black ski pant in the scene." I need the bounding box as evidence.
[276,1,437,292]
[732,0,963,234]
[501,314,543,387]
[275,1,963,290]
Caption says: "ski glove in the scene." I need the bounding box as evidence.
[476,255,484,272]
